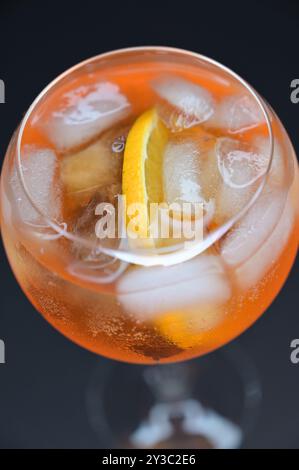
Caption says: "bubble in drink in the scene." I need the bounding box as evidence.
[112,136,126,153]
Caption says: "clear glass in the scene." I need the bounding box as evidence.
[86,344,262,448]
[0,47,298,366]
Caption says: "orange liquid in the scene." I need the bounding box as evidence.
[1,58,298,363]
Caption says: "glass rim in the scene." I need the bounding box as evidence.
[16,46,274,267]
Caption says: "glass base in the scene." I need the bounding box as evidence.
[86,343,262,449]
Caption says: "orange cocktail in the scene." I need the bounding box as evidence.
[1,47,298,363]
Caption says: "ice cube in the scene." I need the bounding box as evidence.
[163,130,217,224]
[164,140,203,204]
[255,137,288,188]
[10,145,61,223]
[153,76,215,131]
[234,194,294,290]
[117,254,231,319]
[208,94,263,133]
[60,124,128,216]
[216,138,268,189]
[60,127,126,193]
[220,187,287,268]
[69,193,128,283]
[69,241,128,284]
[37,82,130,152]
[213,138,268,225]
[214,183,253,225]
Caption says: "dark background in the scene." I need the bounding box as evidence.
[0,0,298,449]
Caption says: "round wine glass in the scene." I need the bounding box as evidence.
[1,47,298,448]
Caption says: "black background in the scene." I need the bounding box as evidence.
[0,0,298,449]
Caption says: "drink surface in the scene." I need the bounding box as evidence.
[1,51,298,363]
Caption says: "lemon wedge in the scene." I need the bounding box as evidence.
[122,108,168,244]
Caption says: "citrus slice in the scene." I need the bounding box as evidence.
[154,305,222,349]
[122,108,168,245]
